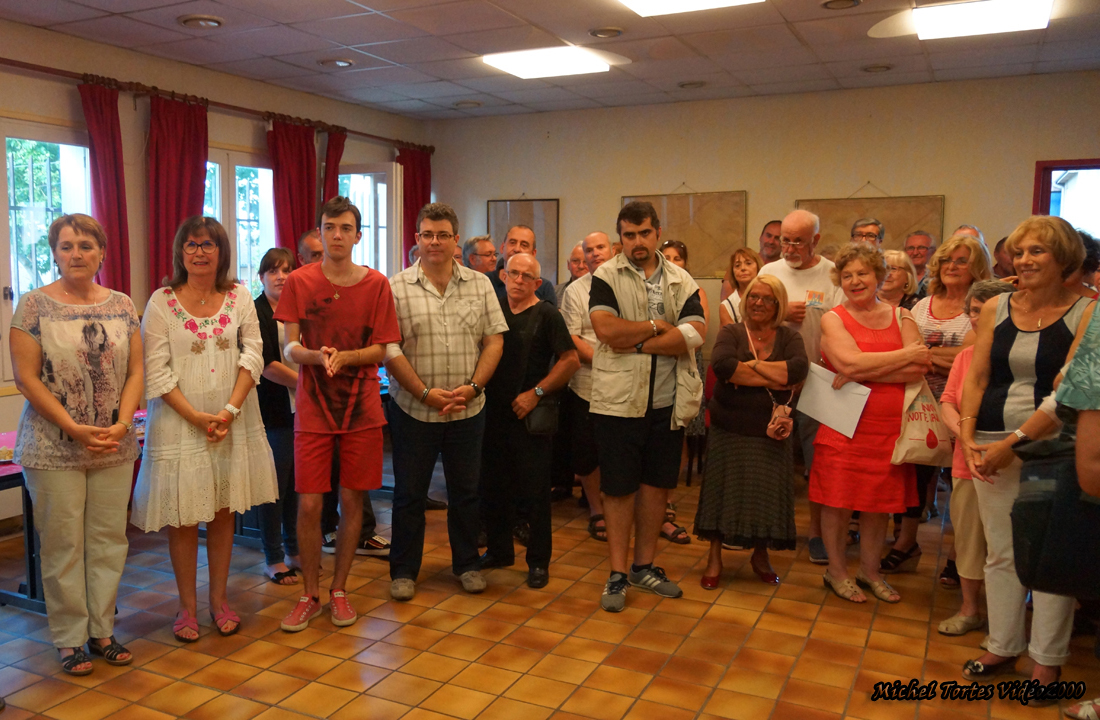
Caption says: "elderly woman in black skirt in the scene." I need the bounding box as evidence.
[694,275,808,588]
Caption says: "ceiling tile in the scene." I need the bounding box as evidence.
[495,0,670,45]
[542,66,637,87]
[571,78,661,98]
[457,104,532,116]
[493,86,587,104]
[770,0,912,23]
[592,36,700,62]
[73,0,182,10]
[334,87,409,102]
[0,0,104,26]
[452,75,549,93]
[406,57,502,80]
[355,0,445,11]
[212,25,338,55]
[380,80,478,98]
[126,0,276,36]
[921,29,1045,52]
[681,23,803,57]
[650,2,786,34]
[1034,57,1100,73]
[444,25,564,54]
[710,45,819,72]
[524,97,604,112]
[1039,39,1100,61]
[424,92,515,107]
[598,91,675,106]
[141,37,261,64]
[1045,12,1100,41]
[413,108,471,119]
[619,55,723,79]
[356,37,476,64]
[52,15,191,46]
[373,98,440,112]
[330,64,439,85]
[270,64,434,91]
[734,63,833,85]
[749,77,840,95]
[665,84,755,101]
[929,45,1041,70]
[643,71,742,91]
[1050,0,1100,21]
[292,12,427,45]
[932,63,1034,81]
[388,1,525,36]
[212,0,368,24]
[206,56,316,79]
[825,54,929,77]
[273,48,392,72]
[810,36,924,63]
[793,11,904,45]
[837,69,933,88]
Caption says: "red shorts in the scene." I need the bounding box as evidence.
[294,428,383,494]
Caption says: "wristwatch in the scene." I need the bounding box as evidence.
[635,342,645,353]
[469,381,483,397]
[1012,429,1031,445]
[534,386,545,398]
[223,403,241,420]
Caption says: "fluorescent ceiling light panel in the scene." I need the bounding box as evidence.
[483,47,610,79]
[618,0,764,17]
[913,0,1054,40]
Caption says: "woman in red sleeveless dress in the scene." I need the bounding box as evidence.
[810,245,931,604]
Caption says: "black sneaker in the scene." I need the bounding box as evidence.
[356,535,390,557]
[601,573,628,612]
[321,532,337,555]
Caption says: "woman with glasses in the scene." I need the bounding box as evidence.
[695,276,807,588]
[959,216,1090,685]
[882,234,991,578]
[719,247,762,325]
[132,217,276,642]
[879,250,920,310]
[813,244,931,604]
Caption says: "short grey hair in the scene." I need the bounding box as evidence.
[964,279,1014,308]
[851,217,885,240]
[955,224,985,244]
[463,234,492,266]
[506,251,541,278]
[905,231,936,246]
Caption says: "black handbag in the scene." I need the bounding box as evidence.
[1011,438,1100,599]
[517,303,559,436]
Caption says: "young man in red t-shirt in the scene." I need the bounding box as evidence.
[275,196,401,631]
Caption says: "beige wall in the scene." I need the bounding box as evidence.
[428,71,1100,283]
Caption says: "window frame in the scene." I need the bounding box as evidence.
[207,149,276,299]
[1032,157,1100,214]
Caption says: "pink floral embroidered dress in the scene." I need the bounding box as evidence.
[131,285,276,531]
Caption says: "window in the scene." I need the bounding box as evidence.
[234,166,275,297]
[1033,158,1100,237]
[5,138,90,307]
[203,161,221,221]
[339,171,388,275]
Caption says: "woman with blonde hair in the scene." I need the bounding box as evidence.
[812,244,931,603]
[719,247,763,325]
[879,250,919,310]
[959,215,1090,685]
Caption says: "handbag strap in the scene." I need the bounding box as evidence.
[515,301,544,397]
[745,325,792,408]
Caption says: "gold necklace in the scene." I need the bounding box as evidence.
[325,275,341,300]
[187,284,216,306]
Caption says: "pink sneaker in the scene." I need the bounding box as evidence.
[280,596,321,632]
[329,589,357,627]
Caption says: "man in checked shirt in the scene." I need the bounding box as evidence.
[384,202,507,602]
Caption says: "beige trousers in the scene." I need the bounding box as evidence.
[24,464,132,649]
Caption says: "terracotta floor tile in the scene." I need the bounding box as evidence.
[303,632,375,659]
[872,614,932,640]
[453,616,518,643]
[639,676,710,712]
[790,655,859,689]
[622,628,684,654]
[529,654,599,684]
[261,627,330,650]
[185,658,262,691]
[817,606,874,630]
[560,687,635,720]
[867,630,927,659]
[705,605,762,627]
[845,690,917,720]
[7,678,86,712]
[139,681,220,715]
[420,684,497,719]
[604,646,670,675]
[478,697,553,720]
[676,637,741,665]
[450,662,521,694]
[583,665,653,697]
[428,633,495,661]
[717,667,787,699]
[702,689,776,720]
[107,705,176,720]
[573,619,632,644]
[478,643,544,672]
[96,670,174,702]
[252,707,323,720]
[770,701,843,720]
[226,640,297,669]
[141,648,218,679]
[400,651,469,682]
[329,694,409,720]
[767,598,822,622]
[862,648,925,678]
[642,612,697,636]
[366,671,442,705]
[185,693,267,720]
[552,637,615,664]
[526,611,585,635]
[0,667,47,697]
[230,670,308,705]
[435,595,493,616]
[622,699,696,720]
[367,600,427,624]
[41,689,128,720]
[409,609,471,633]
[503,626,566,653]
[502,588,555,610]
[383,624,448,650]
[352,641,420,670]
[757,612,814,637]
[800,638,865,667]
[744,628,806,656]
[730,648,797,676]
[504,675,578,709]
[338,616,403,640]
[659,655,725,687]
[481,603,539,625]
[809,621,870,647]
[780,678,850,714]
[544,596,601,618]
[278,681,358,717]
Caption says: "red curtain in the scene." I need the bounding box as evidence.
[78,83,131,295]
[267,121,317,252]
[147,96,208,288]
[397,147,431,268]
[322,130,346,204]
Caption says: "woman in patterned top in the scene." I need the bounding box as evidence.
[10,214,143,675]
[132,217,276,642]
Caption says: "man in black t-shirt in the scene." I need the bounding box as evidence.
[479,254,579,588]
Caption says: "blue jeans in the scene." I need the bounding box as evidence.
[259,426,298,565]
[387,402,485,580]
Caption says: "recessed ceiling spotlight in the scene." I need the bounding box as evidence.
[589,27,624,39]
[453,100,482,109]
[821,0,861,10]
[861,63,893,73]
[318,58,356,69]
[178,14,224,29]
[483,47,610,79]
[618,0,764,17]
[677,81,707,89]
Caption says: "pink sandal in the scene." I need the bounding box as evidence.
[210,603,240,636]
[173,610,199,643]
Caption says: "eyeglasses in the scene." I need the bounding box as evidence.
[851,232,880,241]
[746,293,778,307]
[505,269,538,283]
[472,251,498,259]
[780,239,807,248]
[942,258,970,268]
[887,265,908,274]
[905,245,932,253]
[184,240,218,255]
[418,232,454,242]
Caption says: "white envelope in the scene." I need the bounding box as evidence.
[795,363,871,439]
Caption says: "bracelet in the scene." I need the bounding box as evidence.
[117,420,133,431]
[959,416,978,423]
[224,403,241,420]
[649,319,658,337]
[420,387,430,403]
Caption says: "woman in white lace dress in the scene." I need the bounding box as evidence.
[132,217,276,641]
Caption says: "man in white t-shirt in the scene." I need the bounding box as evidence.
[759,209,843,565]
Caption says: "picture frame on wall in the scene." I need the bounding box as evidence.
[487,198,560,285]
[621,191,748,278]
[795,195,946,252]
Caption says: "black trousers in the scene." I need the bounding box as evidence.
[480,404,552,569]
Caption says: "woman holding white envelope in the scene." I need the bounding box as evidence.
[811,244,931,604]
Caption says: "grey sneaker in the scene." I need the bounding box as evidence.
[808,537,829,565]
[601,573,628,613]
[390,578,415,601]
[627,566,682,598]
[459,570,486,594]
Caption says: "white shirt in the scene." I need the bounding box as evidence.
[560,273,597,401]
[759,257,843,364]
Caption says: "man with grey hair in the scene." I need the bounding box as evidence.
[760,209,844,565]
[479,253,578,588]
[954,224,984,243]
[463,235,498,274]
[489,225,557,305]
[298,228,323,266]
[555,241,589,305]
[904,231,937,298]
[851,217,885,246]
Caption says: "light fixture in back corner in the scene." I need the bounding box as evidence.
[617,0,764,17]
[913,0,1054,40]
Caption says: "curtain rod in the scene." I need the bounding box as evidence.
[0,55,434,154]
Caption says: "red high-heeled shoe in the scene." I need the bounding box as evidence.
[751,559,780,585]
[700,574,720,590]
